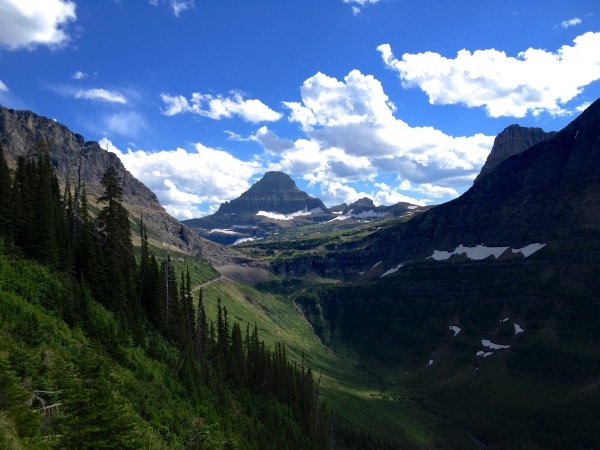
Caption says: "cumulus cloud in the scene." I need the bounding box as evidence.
[227,126,294,154]
[343,0,379,15]
[0,0,76,50]
[75,88,127,104]
[101,139,261,219]
[378,32,600,118]
[560,17,582,29]
[0,79,7,92]
[161,90,282,122]
[277,69,493,204]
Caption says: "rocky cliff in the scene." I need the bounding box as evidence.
[0,106,245,266]
[475,124,556,181]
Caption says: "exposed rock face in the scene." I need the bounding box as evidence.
[476,124,556,181]
[217,171,327,215]
[0,106,245,266]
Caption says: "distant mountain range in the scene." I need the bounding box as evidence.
[183,171,428,245]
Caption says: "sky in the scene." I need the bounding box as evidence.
[0,0,599,219]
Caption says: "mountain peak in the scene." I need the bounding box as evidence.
[349,197,375,209]
[245,171,299,194]
[214,171,327,216]
[476,124,556,181]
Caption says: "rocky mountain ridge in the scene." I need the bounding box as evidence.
[0,105,245,266]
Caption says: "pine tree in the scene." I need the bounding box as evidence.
[195,289,208,359]
[0,144,12,240]
[96,165,140,334]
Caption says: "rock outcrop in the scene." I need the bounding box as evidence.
[475,124,556,181]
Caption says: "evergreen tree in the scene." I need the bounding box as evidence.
[96,165,140,334]
[0,144,12,240]
[195,289,208,359]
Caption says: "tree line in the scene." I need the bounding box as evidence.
[0,141,333,449]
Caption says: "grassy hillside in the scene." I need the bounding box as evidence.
[200,276,475,448]
[0,248,330,449]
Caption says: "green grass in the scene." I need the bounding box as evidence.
[199,277,473,448]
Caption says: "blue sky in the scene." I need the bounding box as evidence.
[1,0,599,219]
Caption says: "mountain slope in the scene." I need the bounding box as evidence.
[0,106,244,266]
[340,99,600,274]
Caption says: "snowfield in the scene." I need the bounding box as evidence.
[428,243,546,261]
[256,208,323,221]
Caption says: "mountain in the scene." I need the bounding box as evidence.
[183,171,332,244]
[259,100,600,448]
[330,197,430,221]
[219,171,327,215]
[270,99,600,278]
[475,124,556,181]
[184,172,428,245]
[0,106,244,266]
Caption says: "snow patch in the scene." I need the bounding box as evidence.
[501,317,509,323]
[256,208,323,221]
[449,326,461,336]
[381,263,404,278]
[370,261,382,271]
[481,339,510,350]
[407,205,418,210]
[514,323,524,335]
[209,228,242,236]
[512,243,545,258]
[476,351,494,358]
[232,237,255,246]
[427,359,434,366]
[429,243,546,262]
[429,244,508,261]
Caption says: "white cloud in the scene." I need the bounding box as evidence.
[72,70,87,80]
[171,0,194,17]
[343,0,379,15]
[278,70,493,201]
[0,79,7,92]
[576,101,592,112]
[103,111,147,137]
[378,32,600,118]
[161,90,282,122]
[75,88,127,104]
[414,183,459,198]
[101,139,261,219]
[0,0,76,50]
[560,17,582,29]
[148,0,194,17]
